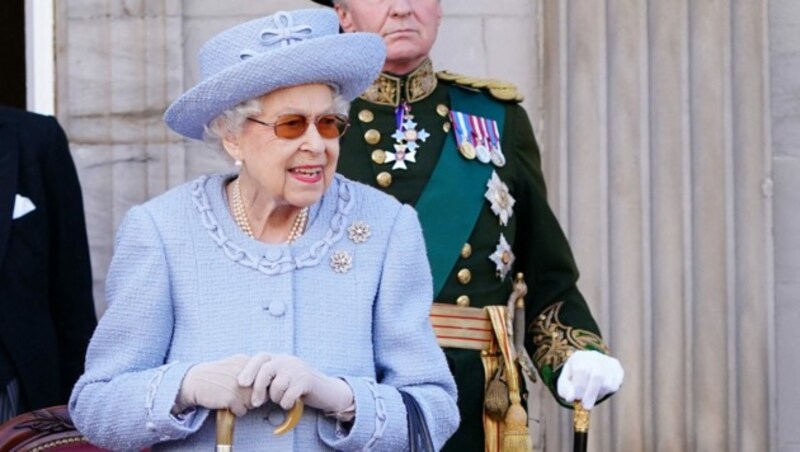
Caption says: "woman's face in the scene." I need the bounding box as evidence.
[225,84,342,209]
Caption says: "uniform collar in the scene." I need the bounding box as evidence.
[359,58,438,106]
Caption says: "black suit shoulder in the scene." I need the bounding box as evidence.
[0,107,65,160]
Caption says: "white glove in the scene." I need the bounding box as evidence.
[174,354,253,416]
[238,353,354,415]
[557,350,624,410]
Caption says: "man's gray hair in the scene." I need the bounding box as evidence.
[203,90,350,152]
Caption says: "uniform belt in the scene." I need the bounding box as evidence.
[430,303,494,351]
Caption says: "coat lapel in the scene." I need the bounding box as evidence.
[0,114,20,264]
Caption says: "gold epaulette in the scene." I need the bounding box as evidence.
[436,70,524,103]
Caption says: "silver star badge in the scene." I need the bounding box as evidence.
[484,171,516,226]
[489,234,515,280]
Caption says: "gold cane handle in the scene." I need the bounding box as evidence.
[573,401,589,432]
[215,401,304,449]
[273,400,304,435]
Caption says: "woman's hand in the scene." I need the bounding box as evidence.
[174,354,253,416]
[238,353,354,415]
[557,350,624,410]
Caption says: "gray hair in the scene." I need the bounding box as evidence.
[203,88,350,152]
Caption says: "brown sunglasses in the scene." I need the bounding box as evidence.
[247,114,350,140]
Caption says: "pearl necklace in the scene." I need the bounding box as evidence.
[231,177,308,243]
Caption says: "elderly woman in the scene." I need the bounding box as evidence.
[68,9,459,451]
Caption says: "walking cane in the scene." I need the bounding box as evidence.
[216,409,235,452]
[215,401,304,450]
[572,401,589,452]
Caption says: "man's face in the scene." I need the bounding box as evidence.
[336,0,442,75]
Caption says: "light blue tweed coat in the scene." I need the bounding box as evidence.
[69,174,459,451]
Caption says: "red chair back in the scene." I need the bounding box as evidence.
[0,405,107,451]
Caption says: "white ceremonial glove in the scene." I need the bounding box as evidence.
[557,350,624,410]
[174,354,253,416]
[238,353,354,415]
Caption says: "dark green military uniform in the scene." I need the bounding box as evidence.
[336,59,609,451]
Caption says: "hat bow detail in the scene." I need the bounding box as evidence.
[240,12,313,60]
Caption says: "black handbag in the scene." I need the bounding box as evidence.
[400,391,435,452]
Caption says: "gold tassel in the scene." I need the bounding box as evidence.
[485,366,510,420]
[502,391,532,452]
[485,304,532,452]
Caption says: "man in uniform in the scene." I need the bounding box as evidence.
[310,1,624,450]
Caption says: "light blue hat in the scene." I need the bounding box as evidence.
[164,9,386,139]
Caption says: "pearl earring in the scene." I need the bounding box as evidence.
[234,159,243,167]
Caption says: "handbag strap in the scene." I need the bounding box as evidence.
[401,391,435,452]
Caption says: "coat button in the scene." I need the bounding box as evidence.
[266,408,286,426]
[457,268,472,285]
[460,243,472,258]
[376,172,392,188]
[264,248,283,261]
[436,104,449,117]
[443,122,451,133]
[456,295,470,307]
[371,149,387,164]
[267,300,286,317]
[358,109,374,123]
[364,129,381,145]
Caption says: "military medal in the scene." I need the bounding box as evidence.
[489,234,515,280]
[471,115,492,164]
[475,144,491,163]
[485,171,515,226]
[487,120,506,167]
[451,110,478,161]
[490,148,506,167]
[386,102,429,170]
[385,143,415,170]
[460,141,476,160]
[451,110,505,165]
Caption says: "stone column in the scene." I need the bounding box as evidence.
[537,1,772,450]
[771,0,800,450]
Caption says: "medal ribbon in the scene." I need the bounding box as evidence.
[487,118,500,151]
[470,115,485,148]
[415,86,505,298]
